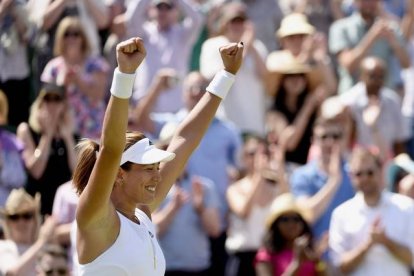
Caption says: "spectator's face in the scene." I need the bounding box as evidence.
[275,212,304,241]
[361,65,385,93]
[313,124,344,156]
[154,3,177,29]
[6,210,36,243]
[226,16,246,36]
[282,74,307,95]
[281,34,307,56]
[62,27,83,54]
[355,0,380,19]
[183,74,208,110]
[37,254,68,276]
[350,156,382,196]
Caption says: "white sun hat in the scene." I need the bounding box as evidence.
[120,138,176,165]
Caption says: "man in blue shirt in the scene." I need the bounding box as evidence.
[290,116,355,240]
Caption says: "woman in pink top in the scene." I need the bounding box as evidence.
[255,194,326,276]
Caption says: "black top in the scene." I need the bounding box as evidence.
[272,86,316,165]
[25,127,76,215]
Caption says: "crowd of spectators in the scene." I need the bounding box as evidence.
[1,0,414,275]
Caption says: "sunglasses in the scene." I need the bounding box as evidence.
[230,17,246,24]
[352,169,375,178]
[44,94,63,102]
[278,215,302,224]
[64,30,81,38]
[44,268,68,276]
[7,212,35,221]
[318,132,343,141]
[156,3,173,10]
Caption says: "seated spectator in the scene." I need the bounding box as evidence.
[329,147,414,276]
[339,56,409,159]
[200,2,268,136]
[0,90,27,206]
[225,136,288,276]
[17,83,77,215]
[266,52,326,166]
[290,116,355,240]
[41,16,109,139]
[267,13,337,96]
[36,244,69,276]
[255,193,327,276]
[0,189,56,276]
[329,0,410,93]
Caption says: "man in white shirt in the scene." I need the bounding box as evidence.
[329,147,414,276]
[339,56,409,157]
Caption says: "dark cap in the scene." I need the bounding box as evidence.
[38,82,65,100]
[153,0,173,7]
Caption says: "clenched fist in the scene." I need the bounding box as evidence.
[116,37,146,74]
[219,42,244,75]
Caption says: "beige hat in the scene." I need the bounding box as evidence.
[1,189,40,215]
[267,51,311,74]
[277,13,315,38]
[265,193,306,229]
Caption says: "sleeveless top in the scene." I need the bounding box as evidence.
[226,182,272,252]
[25,127,74,215]
[76,209,166,276]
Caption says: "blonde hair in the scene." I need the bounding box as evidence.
[0,89,8,125]
[28,89,67,134]
[53,16,91,57]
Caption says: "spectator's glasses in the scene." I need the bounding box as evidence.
[352,169,375,178]
[278,215,302,224]
[318,132,343,141]
[64,30,81,38]
[44,268,68,276]
[156,3,174,11]
[44,94,63,103]
[230,17,246,24]
[6,212,35,221]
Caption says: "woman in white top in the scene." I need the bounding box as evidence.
[226,136,289,276]
[72,37,243,275]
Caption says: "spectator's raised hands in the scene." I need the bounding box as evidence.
[219,42,244,74]
[116,37,146,74]
[191,177,205,214]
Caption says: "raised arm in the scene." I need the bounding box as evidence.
[76,38,146,228]
[149,43,244,211]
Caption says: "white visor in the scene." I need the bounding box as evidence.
[120,138,176,165]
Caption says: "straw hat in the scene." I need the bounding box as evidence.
[276,13,315,38]
[0,189,40,216]
[267,51,311,74]
[265,193,307,229]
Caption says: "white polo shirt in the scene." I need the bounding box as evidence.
[329,191,414,276]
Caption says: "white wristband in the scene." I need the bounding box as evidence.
[110,68,136,99]
[206,69,235,99]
